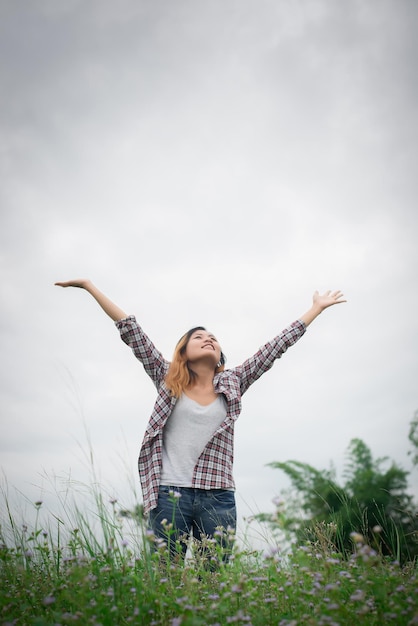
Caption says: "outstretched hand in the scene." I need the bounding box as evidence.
[54,279,127,321]
[55,279,91,289]
[313,290,346,311]
[300,289,346,327]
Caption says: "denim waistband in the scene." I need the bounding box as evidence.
[159,485,234,494]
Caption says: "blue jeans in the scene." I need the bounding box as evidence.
[149,485,236,562]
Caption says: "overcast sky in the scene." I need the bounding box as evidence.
[1,0,417,546]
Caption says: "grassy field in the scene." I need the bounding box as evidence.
[1,484,417,626]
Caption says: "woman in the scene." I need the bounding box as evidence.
[55,279,346,560]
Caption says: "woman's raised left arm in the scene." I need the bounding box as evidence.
[299,290,346,327]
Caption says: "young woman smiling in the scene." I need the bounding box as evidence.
[55,278,346,562]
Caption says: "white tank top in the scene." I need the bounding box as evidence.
[160,393,227,487]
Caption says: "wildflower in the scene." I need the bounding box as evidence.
[169,489,182,500]
[35,500,43,507]
[350,532,364,544]
[155,537,167,550]
[43,595,55,605]
[145,529,156,544]
[226,610,251,623]
[272,496,285,507]
[350,589,365,602]
[353,543,378,563]
[86,573,97,583]
[263,545,279,560]
[372,525,382,533]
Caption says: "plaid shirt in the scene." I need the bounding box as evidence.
[116,315,306,514]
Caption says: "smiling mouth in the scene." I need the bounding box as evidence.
[202,344,215,350]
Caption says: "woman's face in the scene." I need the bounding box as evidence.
[185,329,222,368]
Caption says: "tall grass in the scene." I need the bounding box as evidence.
[1,477,417,625]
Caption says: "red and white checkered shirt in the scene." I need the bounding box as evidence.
[116,316,306,515]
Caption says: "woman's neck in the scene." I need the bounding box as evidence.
[185,368,218,405]
[188,364,215,389]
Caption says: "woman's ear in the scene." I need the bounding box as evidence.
[218,352,226,367]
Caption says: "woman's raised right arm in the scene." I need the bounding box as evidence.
[54,279,128,321]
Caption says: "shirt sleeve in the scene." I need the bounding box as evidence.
[236,320,306,395]
[115,315,169,389]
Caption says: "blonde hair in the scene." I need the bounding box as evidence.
[165,326,226,398]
